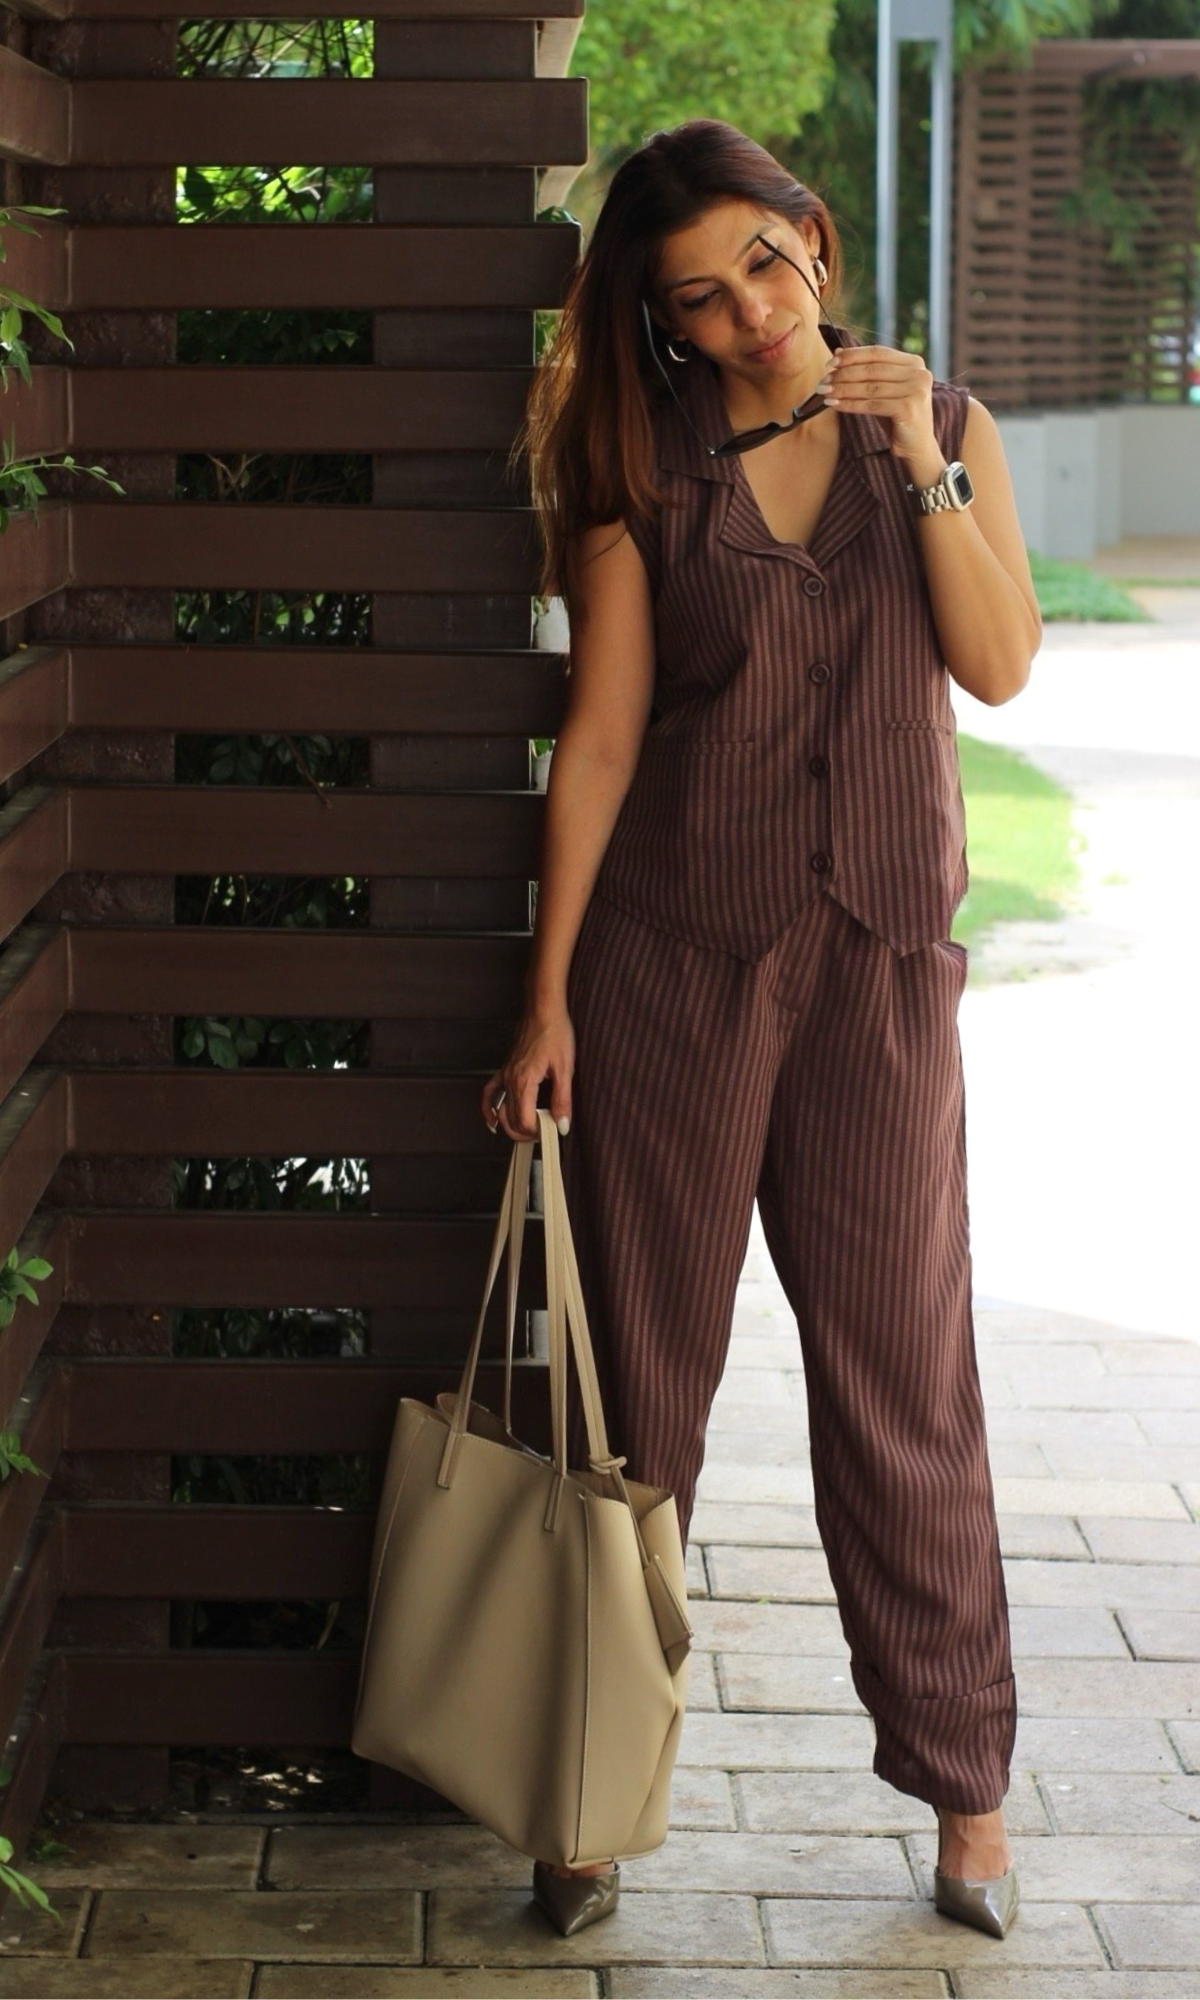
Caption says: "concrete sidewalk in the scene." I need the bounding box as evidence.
[3,1221,1198,1996]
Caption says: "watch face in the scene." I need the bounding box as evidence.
[949,462,974,506]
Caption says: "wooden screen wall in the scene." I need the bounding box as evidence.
[0,0,584,1849]
[953,39,1200,410]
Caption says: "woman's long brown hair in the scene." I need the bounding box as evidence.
[512,117,855,632]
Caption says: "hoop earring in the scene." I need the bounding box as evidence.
[813,257,828,290]
[666,336,691,363]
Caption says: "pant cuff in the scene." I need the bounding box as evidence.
[852,1656,1018,1816]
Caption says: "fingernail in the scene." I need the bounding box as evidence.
[557,1115,570,1135]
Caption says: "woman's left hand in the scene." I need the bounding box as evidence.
[818,345,939,470]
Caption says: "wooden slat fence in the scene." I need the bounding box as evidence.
[0,0,584,1847]
[953,40,1200,408]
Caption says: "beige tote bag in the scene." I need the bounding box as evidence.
[351,1106,692,1867]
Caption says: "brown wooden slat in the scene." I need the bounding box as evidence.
[18,366,535,455]
[0,506,69,621]
[69,78,586,168]
[60,1651,355,1744]
[60,1503,373,1599]
[66,646,566,734]
[0,1515,63,1753]
[63,1216,544,1311]
[0,930,67,1108]
[68,1070,501,1157]
[66,785,541,876]
[0,1656,64,1868]
[66,0,582,17]
[0,46,70,165]
[0,1217,68,1425]
[0,1367,63,1583]
[63,1357,550,1449]
[0,649,69,786]
[0,1072,67,1288]
[1032,37,1200,77]
[66,926,531,1019]
[69,504,538,593]
[0,790,68,952]
[0,223,578,313]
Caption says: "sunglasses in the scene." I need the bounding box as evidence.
[640,232,848,457]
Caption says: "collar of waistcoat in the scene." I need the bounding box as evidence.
[654,326,893,480]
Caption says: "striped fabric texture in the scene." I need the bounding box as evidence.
[593,333,972,961]
[560,890,1017,1815]
[553,347,1019,1812]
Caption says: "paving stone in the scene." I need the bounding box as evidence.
[685,1542,708,1597]
[427,1888,764,1966]
[986,1443,1055,1478]
[720,1338,803,1370]
[716,1655,864,1714]
[84,1889,422,1961]
[997,1515,1093,1560]
[693,1464,815,1506]
[1138,1410,1200,1445]
[1013,1716,1181,1772]
[1119,1610,1200,1660]
[1014,1658,1200,1717]
[1016,1375,1200,1412]
[978,1341,1109,1378]
[1167,1720,1200,1770]
[907,1831,1200,1902]
[1040,1772,1200,1836]
[974,1307,1125,1344]
[0,1963,252,1998]
[23,1824,264,1890]
[256,1970,597,1998]
[1100,1902,1200,1967]
[955,1974,1200,1998]
[987,1408,1145,1446]
[0,1889,87,1957]
[1080,1518,1200,1564]
[708,1371,797,1408]
[702,1431,809,1465]
[734,1770,1049,1837]
[685,1649,720,1711]
[704,1545,836,1602]
[991,1477,1189,1519]
[668,1767,737,1831]
[762,1896,1104,1967]
[678,1710,875,1771]
[1098,1341,1200,1376]
[1008,1605,1130,1656]
[689,1504,821,1548]
[620,1831,911,1897]
[608,1973,946,1997]
[265,1824,528,1891]
[1002,1559,1200,1610]
[1043,1443,1200,1483]
[689,1603,846,1656]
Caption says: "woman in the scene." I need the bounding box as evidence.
[482,119,1037,1943]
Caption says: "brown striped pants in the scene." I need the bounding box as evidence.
[559,885,1017,1815]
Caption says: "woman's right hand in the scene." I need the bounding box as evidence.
[481,1002,575,1143]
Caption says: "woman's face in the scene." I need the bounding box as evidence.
[651,199,827,393]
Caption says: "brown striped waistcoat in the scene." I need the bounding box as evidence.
[591,335,972,962]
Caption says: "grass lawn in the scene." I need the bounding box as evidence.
[1029,551,1147,622]
[952,734,1083,951]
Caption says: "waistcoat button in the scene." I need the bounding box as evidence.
[803,575,824,597]
[810,851,833,874]
[808,754,830,777]
[808,662,831,685]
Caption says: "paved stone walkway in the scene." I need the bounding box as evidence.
[2,1207,1198,1996]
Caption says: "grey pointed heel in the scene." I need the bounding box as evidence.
[531,1859,620,1936]
[933,1863,1020,1939]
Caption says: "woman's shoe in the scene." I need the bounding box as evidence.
[933,1862,1020,1939]
[531,1859,621,1937]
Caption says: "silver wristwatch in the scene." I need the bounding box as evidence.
[906,459,975,515]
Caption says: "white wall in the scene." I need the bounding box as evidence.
[992,402,1200,558]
